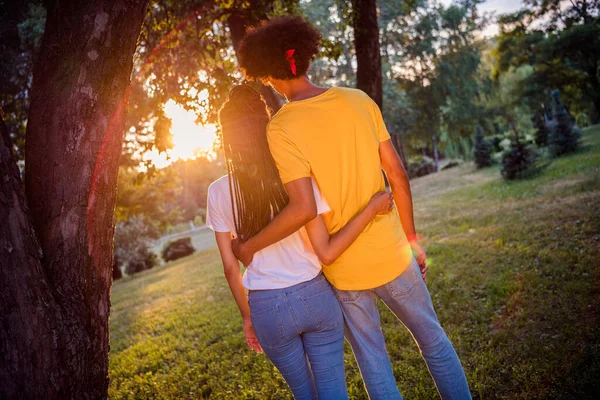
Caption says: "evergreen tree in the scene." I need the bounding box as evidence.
[474,125,493,168]
[532,108,549,147]
[501,134,541,180]
[549,89,581,157]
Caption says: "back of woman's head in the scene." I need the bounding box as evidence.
[218,85,288,240]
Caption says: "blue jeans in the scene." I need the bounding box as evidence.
[333,258,471,399]
[248,273,349,400]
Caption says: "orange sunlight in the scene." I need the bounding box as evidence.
[144,99,217,168]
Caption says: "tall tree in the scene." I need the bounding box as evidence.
[494,0,600,121]
[1,0,148,397]
[352,0,383,109]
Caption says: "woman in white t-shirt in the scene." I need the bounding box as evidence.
[206,85,393,399]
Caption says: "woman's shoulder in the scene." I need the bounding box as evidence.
[207,175,230,200]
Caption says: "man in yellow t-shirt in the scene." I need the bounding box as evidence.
[234,16,471,399]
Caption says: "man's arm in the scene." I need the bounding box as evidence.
[379,139,428,281]
[233,177,317,266]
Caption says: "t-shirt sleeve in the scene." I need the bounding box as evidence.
[311,178,331,215]
[205,187,230,233]
[370,97,391,143]
[267,122,311,184]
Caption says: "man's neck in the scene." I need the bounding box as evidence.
[285,77,328,102]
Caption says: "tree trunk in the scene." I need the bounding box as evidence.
[390,132,408,167]
[227,9,283,113]
[352,0,383,110]
[1,0,148,398]
[1,109,66,399]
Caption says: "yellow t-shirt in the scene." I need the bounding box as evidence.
[267,87,412,290]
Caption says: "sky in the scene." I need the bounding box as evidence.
[441,0,524,36]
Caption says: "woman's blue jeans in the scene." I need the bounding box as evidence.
[248,273,349,400]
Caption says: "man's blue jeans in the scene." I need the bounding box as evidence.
[248,273,349,400]
[333,258,471,399]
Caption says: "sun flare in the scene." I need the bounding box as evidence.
[144,99,217,168]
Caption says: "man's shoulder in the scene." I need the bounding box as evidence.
[332,86,371,101]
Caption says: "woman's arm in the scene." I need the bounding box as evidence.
[305,191,393,266]
[214,231,262,353]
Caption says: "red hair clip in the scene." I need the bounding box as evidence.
[286,49,297,76]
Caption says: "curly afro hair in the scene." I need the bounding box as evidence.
[238,16,322,81]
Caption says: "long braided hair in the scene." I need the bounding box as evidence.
[218,85,289,240]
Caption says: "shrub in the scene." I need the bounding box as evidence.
[474,126,493,169]
[126,247,159,275]
[406,155,435,179]
[549,90,580,157]
[162,237,195,262]
[532,109,549,147]
[114,215,160,276]
[113,254,123,280]
[441,160,461,171]
[501,138,541,180]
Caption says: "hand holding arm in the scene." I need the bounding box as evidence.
[305,191,394,266]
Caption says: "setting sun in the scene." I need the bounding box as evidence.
[144,99,217,168]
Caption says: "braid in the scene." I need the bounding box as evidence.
[219,85,289,240]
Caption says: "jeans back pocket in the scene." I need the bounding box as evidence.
[300,287,343,330]
[387,258,420,298]
[250,304,286,349]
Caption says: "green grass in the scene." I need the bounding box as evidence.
[109,125,600,399]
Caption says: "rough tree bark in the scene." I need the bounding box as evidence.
[1,0,148,398]
[352,0,383,110]
[227,5,283,113]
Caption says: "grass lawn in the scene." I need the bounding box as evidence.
[109,126,600,399]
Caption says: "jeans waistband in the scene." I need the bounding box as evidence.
[248,272,327,301]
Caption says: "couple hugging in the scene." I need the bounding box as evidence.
[206,16,471,400]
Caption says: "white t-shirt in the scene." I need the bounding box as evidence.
[206,175,331,290]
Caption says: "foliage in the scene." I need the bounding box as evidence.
[126,248,159,276]
[161,237,196,262]
[494,0,600,123]
[406,155,435,179]
[116,167,183,230]
[0,0,45,162]
[113,255,124,281]
[549,90,581,157]
[501,138,541,180]
[474,126,493,168]
[114,216,161,276]
[110,126,600,399]
[170,156,226,221]
[531,108,549,147]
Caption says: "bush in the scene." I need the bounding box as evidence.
[126,247,159,275]
[532,109,549,147]
[549,89,580,157]
[501,138,542,180]
[575,112,591,128]
[549,110,581,158]
[441,160,461,171]
[474,126,493,169]
[162,237,195,262]
[114,215,160,276]
[407,155,435,179]
[113,254,123,280]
